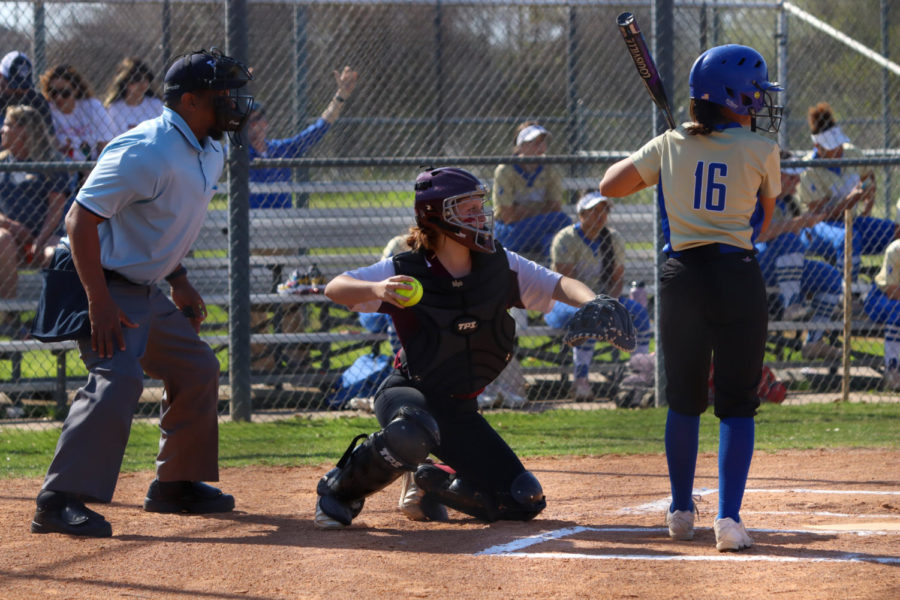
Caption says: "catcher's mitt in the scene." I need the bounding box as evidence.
[563,294,637,351]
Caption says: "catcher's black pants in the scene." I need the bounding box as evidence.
[373,371,527,496]
[659,245,767,419]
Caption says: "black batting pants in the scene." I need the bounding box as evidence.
[659,247,768,419]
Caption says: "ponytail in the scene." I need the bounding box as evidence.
[684,99,731,136]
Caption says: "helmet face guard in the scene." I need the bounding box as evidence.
[747,86,783,133]
[440,191,494,253]
[414,167,495,253]
[213,89,254,133]
[207,49,254,144]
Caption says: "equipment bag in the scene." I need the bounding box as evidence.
[325,352,394,409]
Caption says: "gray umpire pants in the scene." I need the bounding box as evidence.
[42,280,221,502]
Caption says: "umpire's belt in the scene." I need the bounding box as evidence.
[667,243,755,261]
[103,268,144,286]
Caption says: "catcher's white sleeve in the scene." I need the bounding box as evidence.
[341,259,396,312]
[506,250,562,313]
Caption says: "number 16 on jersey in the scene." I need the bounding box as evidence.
[693,161,727,212]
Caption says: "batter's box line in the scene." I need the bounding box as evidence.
[620,487,900,514]
[474,526,900,564]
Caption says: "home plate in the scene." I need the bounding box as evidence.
[805,521,900,532]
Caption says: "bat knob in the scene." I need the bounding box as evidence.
[616,12,634,26]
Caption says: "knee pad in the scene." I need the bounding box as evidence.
[509,470,546,519]
[510,470,544,505]
[375,406,440,470]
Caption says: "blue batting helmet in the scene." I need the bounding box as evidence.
[689,44,783,132]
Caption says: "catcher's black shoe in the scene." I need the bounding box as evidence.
[143,479,235,514]
[31,490,112,538]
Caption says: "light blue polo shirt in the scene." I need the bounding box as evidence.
[70,107,224,285]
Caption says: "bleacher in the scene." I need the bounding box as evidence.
[0,177,883,412]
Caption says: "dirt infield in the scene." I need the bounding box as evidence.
[1,449,897,600]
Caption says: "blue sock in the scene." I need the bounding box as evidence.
[665,409,700,512]
[718,417,755,522]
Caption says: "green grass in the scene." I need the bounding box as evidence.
[1,402,896,479]
[209,190,411,211]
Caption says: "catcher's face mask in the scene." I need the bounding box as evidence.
[414,167,495,253]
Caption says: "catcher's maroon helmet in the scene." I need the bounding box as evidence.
[414,167,494,253]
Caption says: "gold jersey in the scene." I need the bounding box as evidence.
[796,143,864,213]
[875,239,900,290]
[630,124,781,252]
[491,163,563,223]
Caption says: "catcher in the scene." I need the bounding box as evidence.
[315,166,635,528]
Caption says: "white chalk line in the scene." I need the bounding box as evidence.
[498,551,900,565]
[477,485,900,564]
[476,526,899,564]
[743,510,900,519]
[621,487,900,515]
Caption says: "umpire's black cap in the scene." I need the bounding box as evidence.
[163,47,251,101]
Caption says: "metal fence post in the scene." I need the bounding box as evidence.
[293,5,310,208]
[566,5,581,184]
[227,0,252,422]
[31,2,45,77]
[881,0,893,217]
[432,1,445,155]
[161,0,172,70]
[777,3,789,150]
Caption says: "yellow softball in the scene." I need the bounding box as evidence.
[396,278,423,308]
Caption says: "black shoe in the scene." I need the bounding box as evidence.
[31,490,112,537]
[143,479,235,514]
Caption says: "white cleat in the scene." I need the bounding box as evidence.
[573,377,594,402]
[477,393,498,410]
[714,517,753,552]
[314,497,351,530]
[398,471,428,521]
[782,303,809,321]
[665,505,698,540]
[499,391,528,409]
[398,471,448,522]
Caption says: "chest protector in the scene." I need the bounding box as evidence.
[391,246,517,397]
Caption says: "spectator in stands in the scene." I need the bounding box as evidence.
[247,65,358,209]
[754,156,844,361]
[544,191,653,401]
[39,64,114,160]
[492,121,571,262]
[796,102,899,283]
[0,105,70,312]
[863,238,900,390]
[249,66,358,371]
[103,57,164,137]
[483,122,573,408]
[0,51,54,133]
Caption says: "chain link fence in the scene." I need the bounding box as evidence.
[0,0,897,429]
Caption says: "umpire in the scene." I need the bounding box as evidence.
[29,48,253,537]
